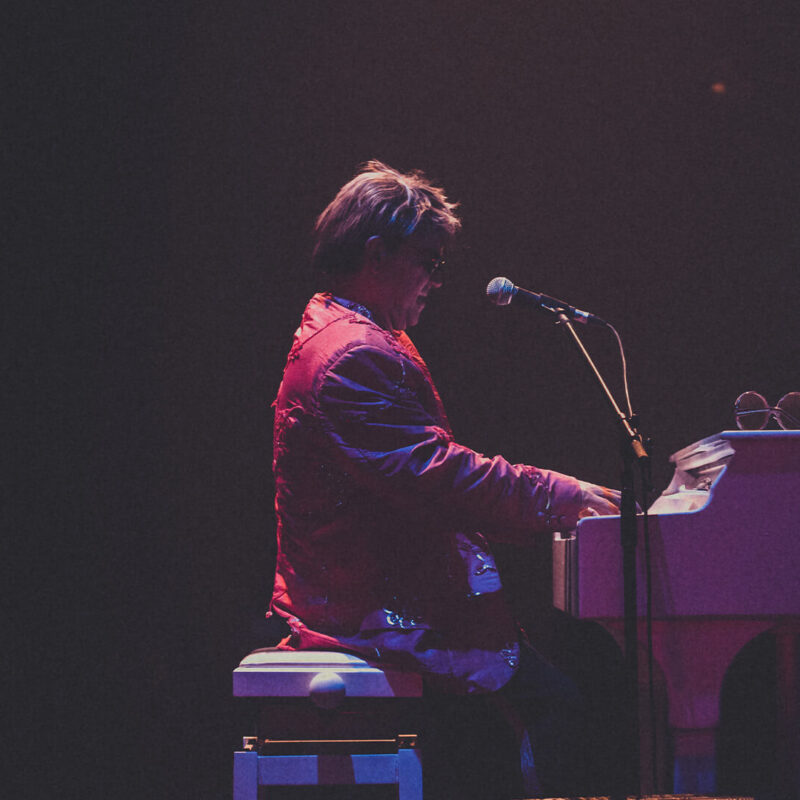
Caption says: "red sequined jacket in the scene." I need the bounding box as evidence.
[269,293,585,693]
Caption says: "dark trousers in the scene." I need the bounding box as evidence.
[423,619,627,799]
[504,616,628,797]
[501,640,588,795]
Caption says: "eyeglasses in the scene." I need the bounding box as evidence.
[421,253,446,280]
[380,236,447,280]
[734,391,800,430]
[405,245,445,280]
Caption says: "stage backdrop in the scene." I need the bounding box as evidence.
[13,2,799,798]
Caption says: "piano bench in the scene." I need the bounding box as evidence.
[233,649,424,799]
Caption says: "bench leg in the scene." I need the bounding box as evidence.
[398,747,423,800]
[233,750,258,800]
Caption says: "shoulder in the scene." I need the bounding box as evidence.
[316,335,414,402]
[284,295,431,407]
[296,295,413,375]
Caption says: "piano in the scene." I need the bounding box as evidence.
[554,430,800,795]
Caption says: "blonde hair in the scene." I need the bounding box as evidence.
[311,160,461,275]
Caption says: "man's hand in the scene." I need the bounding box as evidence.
[577,480,622,519]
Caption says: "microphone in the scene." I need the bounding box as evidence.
[486,276,607,327]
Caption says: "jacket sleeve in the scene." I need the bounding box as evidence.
[314,343,584,540]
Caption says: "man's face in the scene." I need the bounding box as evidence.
[374,232,445,330]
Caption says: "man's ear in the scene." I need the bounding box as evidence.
[363,235,385,271]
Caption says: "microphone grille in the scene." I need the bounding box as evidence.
[486,276,515,306]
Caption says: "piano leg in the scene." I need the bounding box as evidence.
[602,617,784,796]
[672,727,717,794]
[775,622,799,800]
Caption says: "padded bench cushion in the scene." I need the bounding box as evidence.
[233,649,423,698]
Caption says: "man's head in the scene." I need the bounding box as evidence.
[312,161,461,329]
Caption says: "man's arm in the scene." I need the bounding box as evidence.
[315,343,618,541]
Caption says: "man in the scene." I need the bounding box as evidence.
[269,161,621,794]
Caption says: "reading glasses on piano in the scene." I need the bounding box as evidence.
[734,390,800,430]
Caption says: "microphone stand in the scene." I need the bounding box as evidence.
[554,311,649,797]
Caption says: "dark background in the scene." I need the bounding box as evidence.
[10,2,799,798]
